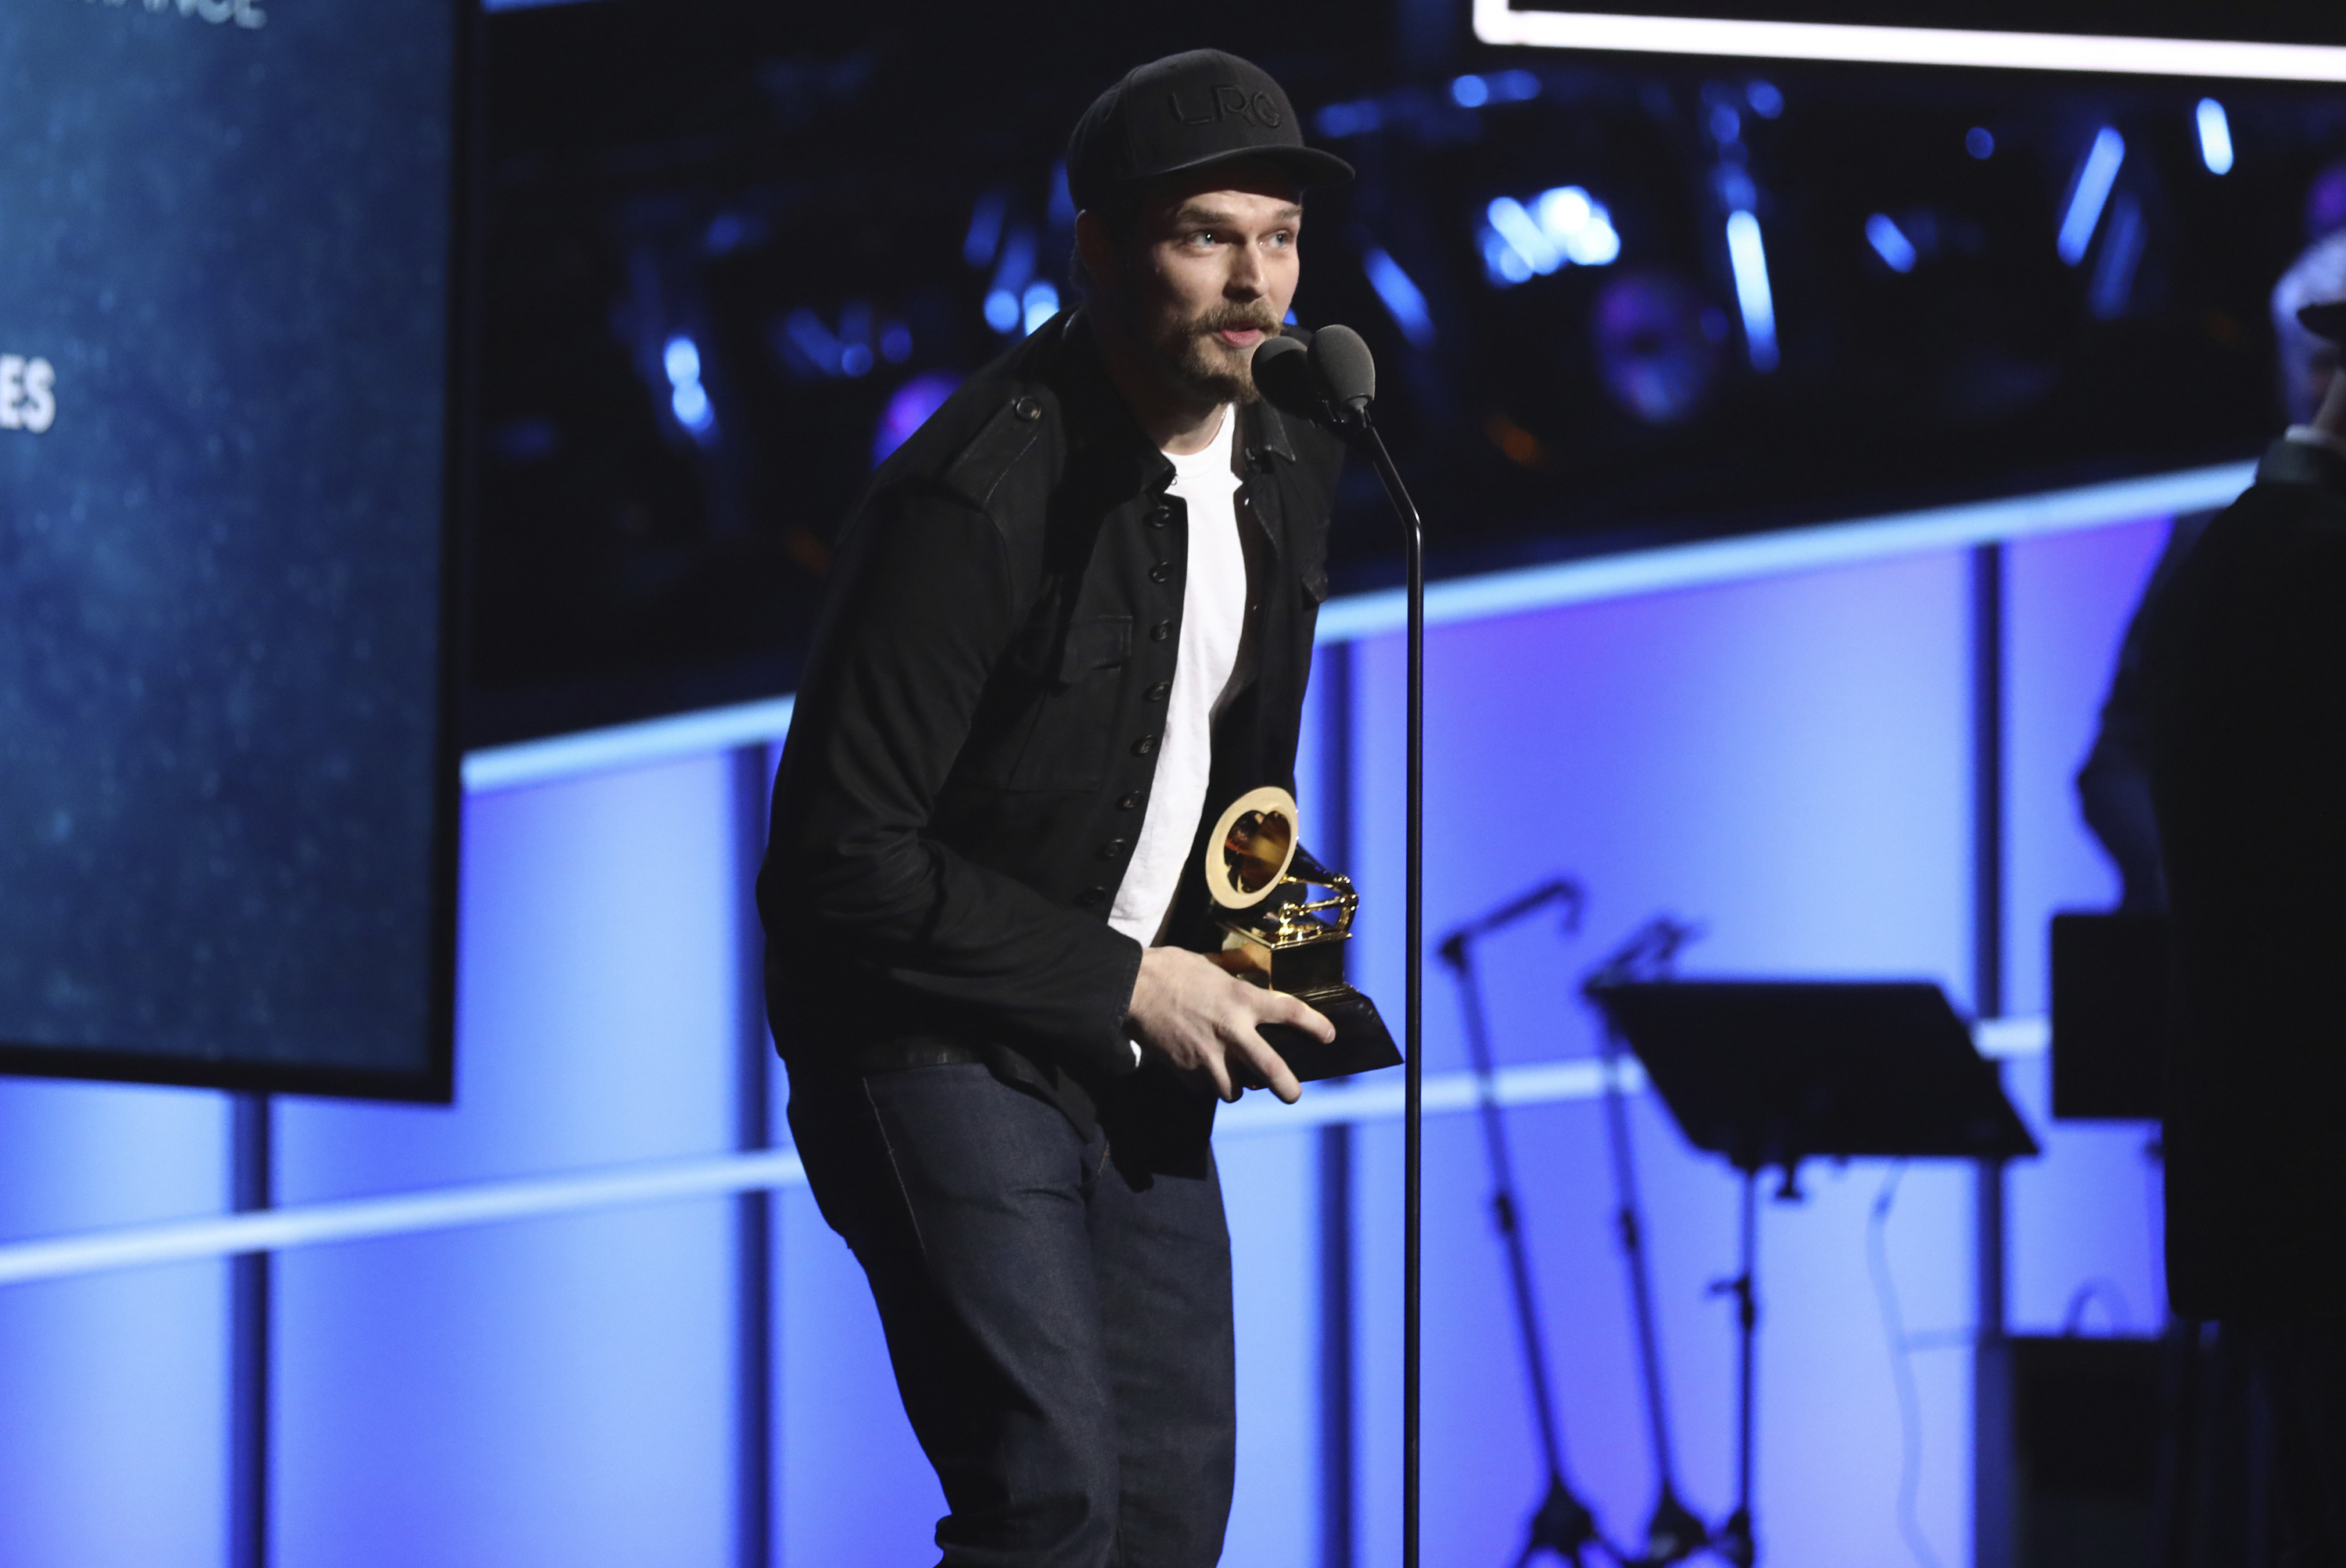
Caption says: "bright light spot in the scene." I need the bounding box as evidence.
[1481,228,1534,285]
[1451,74,1490,108]
[662,336,701,388]
[2197,99,2234,174]
[1710,104,1742,143]
[984,289,1021,334]
[1725,210,1778,371]
[1363,246,1436,347]
[880,324,913,364]
[2057,126,2126,266]
[1537,185,1592,236]
[1866,213,1918,273]
[1022,281,1060,335]
[841,344,873,378]
[1967,126,1995,159]
[1568,213,1620,265]
[1487,196,1560,274]
[671,381,712,431]
[1746,79,1783,118]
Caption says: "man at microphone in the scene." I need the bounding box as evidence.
[759,49,1352,1566]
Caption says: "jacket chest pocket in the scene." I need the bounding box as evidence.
[1002,613,1132,791]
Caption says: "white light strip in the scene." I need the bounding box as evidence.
[1472,0,2346,83]
[2058,127,2126,267]
[0,1019,2046,1286]
[464,694,795,795]
[457,462,2252,792]
[1311,459,2253,642]
[1724,210,1780,371]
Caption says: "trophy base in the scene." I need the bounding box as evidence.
[1254,984,1402,1082]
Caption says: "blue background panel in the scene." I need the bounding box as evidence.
[0,510,2186,1566]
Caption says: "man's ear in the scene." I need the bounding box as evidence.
[1074,210,1121,295]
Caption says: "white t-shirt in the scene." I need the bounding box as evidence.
[1110,407,1257,951]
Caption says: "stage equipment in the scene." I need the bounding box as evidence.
[1580,920,1713,1567]
[1254,327,1428,1568]
[2049,912,2166,1121]
[1206,786,1399,1082]
[1437,878,1620,1567]
[1590,981,2039,1567]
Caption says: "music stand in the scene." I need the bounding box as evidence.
[1588,981,2038,1566]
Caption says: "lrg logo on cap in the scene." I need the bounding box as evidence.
[1167,84,1284,130]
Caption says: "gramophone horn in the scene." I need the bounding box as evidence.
[1207,787,1300,910]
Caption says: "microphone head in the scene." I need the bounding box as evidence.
[1309,325,1376,416]
[1250,334,1324,421]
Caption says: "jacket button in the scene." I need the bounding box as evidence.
[1149,505,1173,528]
[1098,838,1128,859]
[1133,735,1157,756]
[1150,620,1172,641]
[1146,681,1171,701]
[1118,791,1143,810]
[1013,396,1042,422]
[1078,886,1107,907]
[1149,563,1171,583]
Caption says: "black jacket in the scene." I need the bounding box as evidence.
[758,311,1347,1124]
[2143,436,2346,1321]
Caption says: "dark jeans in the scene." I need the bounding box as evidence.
[787,1061,1236,1568]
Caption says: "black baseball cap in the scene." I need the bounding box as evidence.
[2300,300,2346,343]
[1066,49,1354,213]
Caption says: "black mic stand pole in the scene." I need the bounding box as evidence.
[1355,419,1428,1568]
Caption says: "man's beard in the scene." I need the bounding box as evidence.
[1146,302,1284,406]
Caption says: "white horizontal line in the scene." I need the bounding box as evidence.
[0,1018,2043,1286]
[457,462,2247,792]
[1311,461,2252,642]
[463,695,795,795]
[1473,0,2346,82]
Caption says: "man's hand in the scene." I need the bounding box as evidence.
[1126,946,1334,1105]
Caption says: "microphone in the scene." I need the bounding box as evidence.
[1309,325,1376,423]
[1250,328,1377,429]
[1250,333,1322,422]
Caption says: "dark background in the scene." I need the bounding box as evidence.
[468,0,2346,747]
[0,0,460,1094]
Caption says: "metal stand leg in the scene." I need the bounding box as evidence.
[1711,1168,1761,1568]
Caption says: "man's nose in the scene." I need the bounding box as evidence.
[1226,243,1267,297]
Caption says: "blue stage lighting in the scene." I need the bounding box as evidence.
[1022,281,1060,335]
[983,289,1021,333]
[1746,79,1783,119]
[963,192,1006,267]
[1363,246,1436,347]
[662,336,701,389]
[1451,74,1490,108]
[1866,213,1918,274]
[1487,195,1560,275]
[1967,126,1995,160]
[872,371,963,466]
[879,324,913,364]
[1725,210,1778,371]
[2088,196,2146,318]
[2196,99,2233,175]
[2057,127,2125,266]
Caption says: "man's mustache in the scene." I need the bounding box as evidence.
[1189,307,1284,339]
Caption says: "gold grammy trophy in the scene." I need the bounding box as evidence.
[1206,787,1402,1082]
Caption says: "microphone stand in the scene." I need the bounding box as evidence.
[1437,879,1620,1567]
[1355,419,1429,1568]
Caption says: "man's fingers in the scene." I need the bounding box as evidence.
[1234,1031,1303,1105]
[1261,989,1336,1044]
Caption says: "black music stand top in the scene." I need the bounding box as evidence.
[1590,980,2039,1174]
